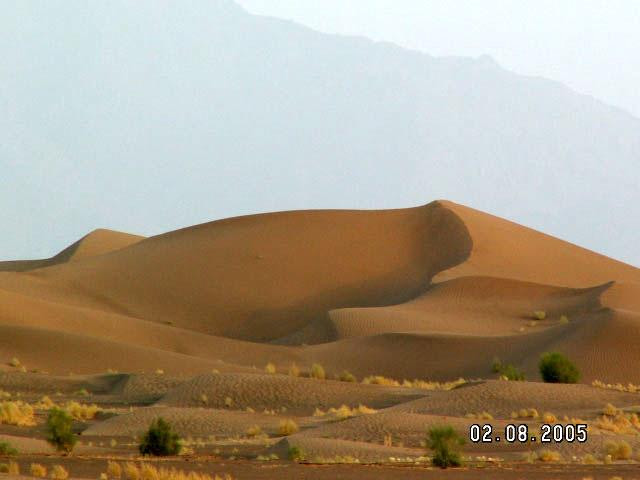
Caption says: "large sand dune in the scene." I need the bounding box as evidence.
[0,200,638,383]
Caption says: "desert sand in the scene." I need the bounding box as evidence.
[0,200,639,478]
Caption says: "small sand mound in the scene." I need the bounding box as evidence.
[389,380,640,418]
[157,373,424,413]
[83,406,284,438]
[272,435,423,464]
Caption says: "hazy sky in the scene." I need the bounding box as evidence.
[237,0,640,119]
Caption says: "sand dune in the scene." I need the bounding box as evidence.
[0,200,637,385]
[0,229,143,272]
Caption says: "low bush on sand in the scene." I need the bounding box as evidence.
[288,446,305,462]
[0,440,18,455]
[492,357,525,380]
[139,418,182,456]
[278,419,299,436]
[539,352,580,383]
[287,363,300,377]
[46,408,77,453]
[426,425,465,468]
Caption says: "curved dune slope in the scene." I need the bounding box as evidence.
[283,276,612,343]
[0,229,144,272]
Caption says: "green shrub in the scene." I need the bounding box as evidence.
[0,440,17,455]
[139,418,182,456]
[288,446,305,462]
[426,425,464,468]
[45,408,77,453]
[539,352,580,383]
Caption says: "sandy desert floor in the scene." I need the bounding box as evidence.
[1,200,639,478]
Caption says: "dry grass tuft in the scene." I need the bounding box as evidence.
[315,404,377,421]
[465,411,493,420]
[50,465,69,480]
[362,375,465,390]
[287,364,300,377]
[278,419,299,436]
[592,379,640,393]
[264,363,276,374]
[110,463,233,480]
[532,311,546,320]
[245,425,263,438]
[536,449,561,462]
[0,400,36,426]
[310,364,325,380]
[541,412,557,423]
[311,455,360,464]
[593,410,640,434]
[65,401,101,420]
[511,408,539,419]
[9,357,21,368]
[107,461,122,479]
[338,370,357,382]
[603,440,632,460]
[30,463,47,478]
[581,453,599,464]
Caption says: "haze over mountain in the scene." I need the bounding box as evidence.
[2,0,639,265]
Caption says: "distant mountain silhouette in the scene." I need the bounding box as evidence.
[1,0,638,264]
